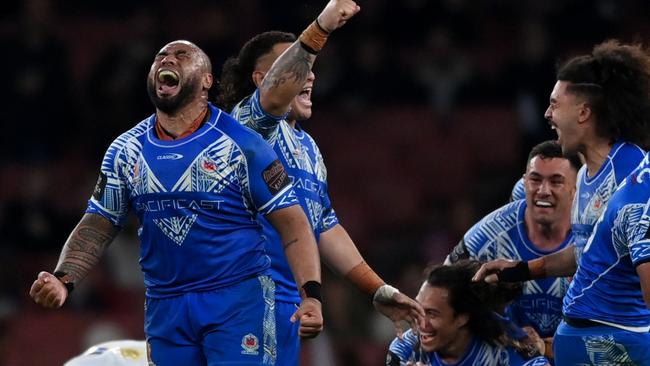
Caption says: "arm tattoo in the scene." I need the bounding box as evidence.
[58,214,118,282]
[261,43,316,92]
[283,238,299,250]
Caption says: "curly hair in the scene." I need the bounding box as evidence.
[215,31,296,113]
[557,40,650,149]
[425,260,523,346]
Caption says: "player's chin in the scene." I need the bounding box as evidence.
[290,106,312,121]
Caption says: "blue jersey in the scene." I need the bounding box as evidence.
[231,90,339,303]
[387,329,549,366]
[87,103,298,298]
[571,142,645,263]
[563,153,650,331]
[458,200,571,338]
[510,177,526,202]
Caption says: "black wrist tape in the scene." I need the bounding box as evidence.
[53,271,75,294]
[301,281,322,302]
[497,261,531,282]
[299,41,319,55]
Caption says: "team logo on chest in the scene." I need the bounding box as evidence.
[200,156,219,174]
[153,214,198,245]
[240,333,259,355]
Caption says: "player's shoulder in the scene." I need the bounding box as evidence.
[611,142,646,182]
[510,178,526,202]
[102,117,151,164]
[229,93,253,121]
[111,117,150,146]
[475,200,523,230]
[213,104,269,149]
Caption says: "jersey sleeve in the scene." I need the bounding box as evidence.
[613,145,646,185]
[232,90,288,140]
[627,204,650,266]
[510,177,526,202]
[315,152,339,233]
[462,217,494,260]
[387,330,418,365]
[241,135,299,216]
[85,140,131,227]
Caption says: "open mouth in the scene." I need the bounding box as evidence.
[419,332,435,347]
[157,69,180,96]
[297,86,312,107]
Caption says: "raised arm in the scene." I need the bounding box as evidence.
[29,213,119,308]
[259,0,360,116]
[265,205,323,338]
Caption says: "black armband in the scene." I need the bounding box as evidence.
[300,281,322,302]
[299,41,319,55]
[385,351,401,366]
[53,271,75,294]
[448,239,470,263]
[497,261,531,282]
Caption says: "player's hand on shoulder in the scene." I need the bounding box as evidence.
[317,0,361,32]
[29,271,68,308]
[290,297,323,338]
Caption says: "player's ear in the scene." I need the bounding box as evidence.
[202,73,213,90]
[577,102,592,124]
[252,71,265,88]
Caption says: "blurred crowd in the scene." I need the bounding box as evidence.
[1,0,648,364]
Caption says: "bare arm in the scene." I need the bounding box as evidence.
[30,213,119,308]
[535,243,577,278]
[319,224,364,276]
[637,262,650,308]
[259,43,316,116]
[265,205,323,338]
[319,224,425,335]
[474,244,577,284]
[259,0,360,116]
[55,213,119,281]
[265,205,321,287]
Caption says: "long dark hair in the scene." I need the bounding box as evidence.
[216,31,296,112]
[426,260,522,345]
[557,40,650,149]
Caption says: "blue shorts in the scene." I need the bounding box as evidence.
[554,320,650,365]
[145,275,276,365]
[275,300,300,366]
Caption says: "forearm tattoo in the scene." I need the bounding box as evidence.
[58,214,117,282]
[261,43,316,91]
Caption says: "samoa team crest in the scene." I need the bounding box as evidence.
[241,333,259,355]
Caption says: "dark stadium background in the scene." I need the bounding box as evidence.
[1,0,649,364]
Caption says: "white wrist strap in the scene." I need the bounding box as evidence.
[373,284,399,303]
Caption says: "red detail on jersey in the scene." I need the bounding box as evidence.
[202,159,217,172]
[244,336,257,347]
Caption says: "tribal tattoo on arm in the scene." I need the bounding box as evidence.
[261,42,316,93]
[56,213,119,283]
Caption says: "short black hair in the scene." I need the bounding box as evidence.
[527,140,582,172]
[216,31,296,112]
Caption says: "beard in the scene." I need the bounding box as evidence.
[147,74,199,114]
